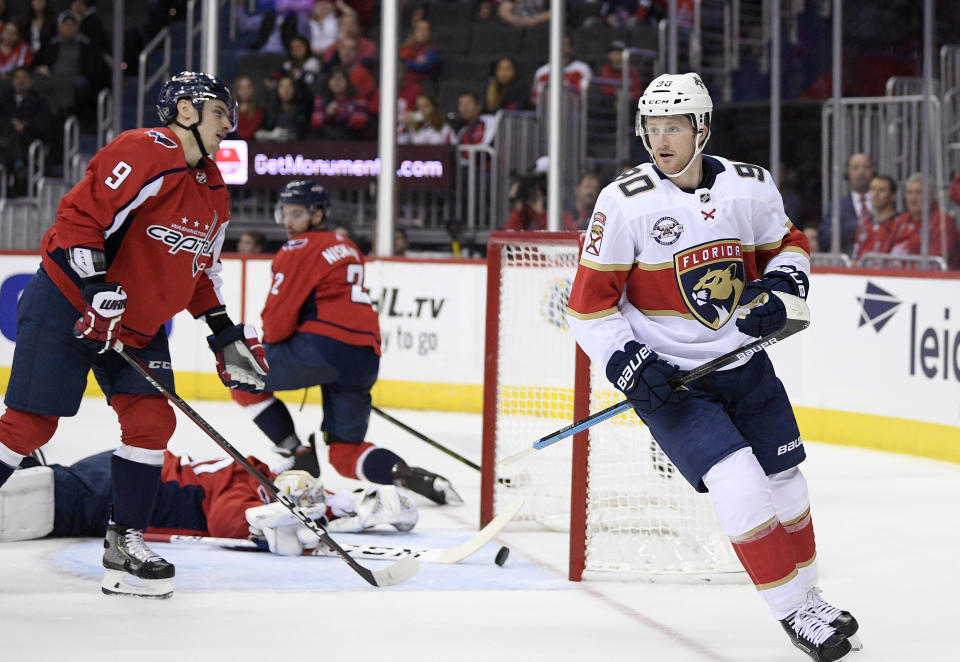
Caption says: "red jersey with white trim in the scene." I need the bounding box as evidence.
[41,127,231,348]
[262,230,381,353]
[147,451,272,539]
[566,155,810,371]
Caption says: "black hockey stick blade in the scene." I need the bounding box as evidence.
[114,344,418,587]
[499,292,810,465]
[372,405,481,471]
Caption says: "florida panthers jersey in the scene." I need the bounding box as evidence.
[566,155,810,371]
[41,127,230,348]
[262,230,381,353]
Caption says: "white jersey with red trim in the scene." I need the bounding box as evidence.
[565,154,810,372]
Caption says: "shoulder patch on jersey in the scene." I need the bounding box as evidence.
[584,213,605,256]
[146,129,178,149]
[283,237,309,251]
[674,239,745,330]
[650,217,684,245]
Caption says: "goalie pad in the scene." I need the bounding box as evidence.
[327,485,419,533]
[244,470,328,556]
[0,466,55,541]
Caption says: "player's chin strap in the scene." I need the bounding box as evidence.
[653,129,709,180]
[173,118,209,163]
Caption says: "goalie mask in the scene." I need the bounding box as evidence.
[274,180,331,227]
[636,72,713,178]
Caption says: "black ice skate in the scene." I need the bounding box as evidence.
[780,599,852,662]
[101,523,175,599]
[392,461,463,505]
[801,587,861,649]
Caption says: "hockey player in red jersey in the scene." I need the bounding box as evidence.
[0,71,270,599]
[230,180,462,506]
[566,73,859,662]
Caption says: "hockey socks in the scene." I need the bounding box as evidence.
[254,399,300,449]
[328,439,401,484]
[111,451,162,530]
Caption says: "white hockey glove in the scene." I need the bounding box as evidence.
[244,471,327,555]
[327,485,419,533]
[207,323,269,392]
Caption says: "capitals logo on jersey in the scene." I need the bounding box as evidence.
[674,239,745,330]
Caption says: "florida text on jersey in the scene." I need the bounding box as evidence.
[566,155,810,371]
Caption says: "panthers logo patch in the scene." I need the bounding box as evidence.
[674,239,745,329]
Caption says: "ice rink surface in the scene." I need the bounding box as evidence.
[1,397,957,661]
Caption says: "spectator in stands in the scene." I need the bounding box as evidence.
[505,169,547,231]
[310,66,371,140]
[0,66,52,196]
[323,34,375,101]
[21,0,57,54]
[530,33,592,108]
[69,0,108,54]
[308,0,340,57]
[257,74,310,141]
[815,152,874,254]
[371,61,423,136]
[399,94,454,145]
[885,173,960,269]
[393,228,409,256]
[323,13,376,69]
[592,0,665,29]
[0,22,32,79]
[34,10,109,120]
[399,18,439,85]
[231,74,265,141]
[236,230,267,254]
[853,174,899,264]
[279,34,322,92]
[456,91,496,147]
[562,171,602,231]
[483,56,530,113]
[498,0,550,28]
[596,40,643,100]
[248,0,311,54]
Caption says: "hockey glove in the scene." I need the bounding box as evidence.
[207,324,269,392]
[606,341,687,414]
[73,282,126,353]
[735,265,809,338]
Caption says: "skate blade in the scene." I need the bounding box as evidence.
[846,634,863,652]
[101,569,173,600]
[438,479,464,505]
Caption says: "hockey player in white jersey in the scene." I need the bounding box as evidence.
[566,73,859,662]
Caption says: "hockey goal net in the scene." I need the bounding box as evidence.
[480,231,741,580]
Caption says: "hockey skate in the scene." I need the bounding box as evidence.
[780,591,853,662]
[101,523,175,599]
[391,461,463,505]
[802,587,861,650]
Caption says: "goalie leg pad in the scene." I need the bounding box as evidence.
[327,485,419,533]
[0,466,55,541]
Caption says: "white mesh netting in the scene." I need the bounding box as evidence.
[488,236,742,576]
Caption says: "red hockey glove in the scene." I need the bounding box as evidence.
[207,324,269,392]
[73,282,126,353]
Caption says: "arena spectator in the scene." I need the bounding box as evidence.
[248,0,311,54]
[310,66,372,140]
[323,34,375,100]
[591,0,665,29]
[257,74,310,141]
[483,56,530,113]
[0,22,33,78]
[34,10,109,119]
[371,62,423,135]
[308,0,341,56]
[69,0,108,54]
[530,33,592,107]
[498,0,550,28]
[399,94,454,145]
[20,0,57,54]
[231,74,264,141]
[236,230,267,254]
[853,175,899,264]
[278,34,322,92]
[0,66,52,195]
[399,18,438,85]
[885,174,960,269]
[505,170,547,231]
[323,13,376,68]
[596,40,643,100]
[456,91,496,148]
[394,228,409,256]
[816,152,874,254]
[562,171,602,231]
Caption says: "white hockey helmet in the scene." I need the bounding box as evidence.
[636,72,713,177]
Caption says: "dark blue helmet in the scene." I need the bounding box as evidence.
[275,180,330,225]
[156,71,238,130]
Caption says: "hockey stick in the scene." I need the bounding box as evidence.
[499,292,810,466]
[114,345,418,587]
[371,405,481,471]
[144,498,523,564]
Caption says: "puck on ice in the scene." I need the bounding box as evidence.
[495,546,510,566]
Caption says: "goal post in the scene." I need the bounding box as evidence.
[481,231,742,581]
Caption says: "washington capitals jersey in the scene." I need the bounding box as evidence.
[566,155,810,372]
[41,127,230,348]
[262,230,381,353]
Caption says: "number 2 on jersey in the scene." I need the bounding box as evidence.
[346,263,372,304]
